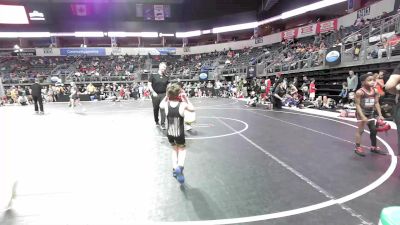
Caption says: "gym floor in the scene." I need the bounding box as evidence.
[0,98,398,225]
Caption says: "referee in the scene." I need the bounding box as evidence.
[148,62,169,129]
[385,64,400,155]
[31,78,44,114]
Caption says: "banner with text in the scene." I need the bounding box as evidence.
[297,24,318,38]
[12,49,36,56]
[281,29,298,40]
[247,65,257,78]
[317,19,338,33]
[281,19,338,40]
[60,48,106,56]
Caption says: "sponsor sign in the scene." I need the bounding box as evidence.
[297,24,318,38]
[60,48,106,56]
[12,49,36,56]
[317,19,338,33]
[43,48,53,55]
[247,65,257,78]
[199,72,208,81]
[325,47,341,66]
[357,6,370,18]
[111,47,122,55]
[156,48,176,55]
[281,29,298,40]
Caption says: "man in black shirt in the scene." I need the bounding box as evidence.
[148,62,169,129]
[31,79,44,114]
[385,64,400,155]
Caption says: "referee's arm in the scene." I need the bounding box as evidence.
[385,74,400,95]
[147,74,157,96]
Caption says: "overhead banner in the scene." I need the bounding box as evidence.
[297,24,318,38]
[154,5,165,21]
[60,48,106,56]
[106,47,176,56]
[247,65,257,78]
[281,29,298,40]
[281,19,338,41]
[36,48,60,56]
[12,48,36,56]
[325,47,341,66]
[156,48,176,55]
[357,6,370,18]
[318,19,338,33]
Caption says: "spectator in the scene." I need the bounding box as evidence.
[374,72,385,98]
[378,37,389,59]
[354,43,362,60]
[309,79,317,101]
[347,70,358,91]
[339,82,349,103]
[272,81,286,109]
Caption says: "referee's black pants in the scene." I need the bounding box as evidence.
[151,93,166,125]
[33,95,43,112]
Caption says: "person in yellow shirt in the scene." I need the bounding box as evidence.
[10,87,18,104]
[87,83,96,101]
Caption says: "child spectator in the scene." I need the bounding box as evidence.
[309,79,317,101]
[339,82,349,104]
[246,91,258,107]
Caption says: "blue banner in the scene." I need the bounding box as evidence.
[60,48,106,56]
[156,48,176,55]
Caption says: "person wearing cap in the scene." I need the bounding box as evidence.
[354,73,386,156]
[31,79,44,114]
[385,64,400,155]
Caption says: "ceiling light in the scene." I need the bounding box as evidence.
[159,33,175,37]
[74,32,105,37]
[212,22,258,34]
[51,32,75,37]
[281,0,346,19]
[176,30,201,38]
[0,32,50,38]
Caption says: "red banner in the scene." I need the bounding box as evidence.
[281,29,298,40]
[297,24,318,38]
[317,19,338,34]
[280,18,338,41]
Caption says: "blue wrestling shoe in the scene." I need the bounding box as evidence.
[175,166,185,184]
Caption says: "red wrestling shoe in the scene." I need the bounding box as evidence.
[370,146,387,155]
[355,146,366,157]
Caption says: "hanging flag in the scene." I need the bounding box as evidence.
[154,5,164,21]
[70,4,92,17]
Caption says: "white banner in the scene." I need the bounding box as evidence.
[154,5,165,21]
[281,29,297,40]
[297,24,318,38]
[318,19,338,33]
[36,48,60,56]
